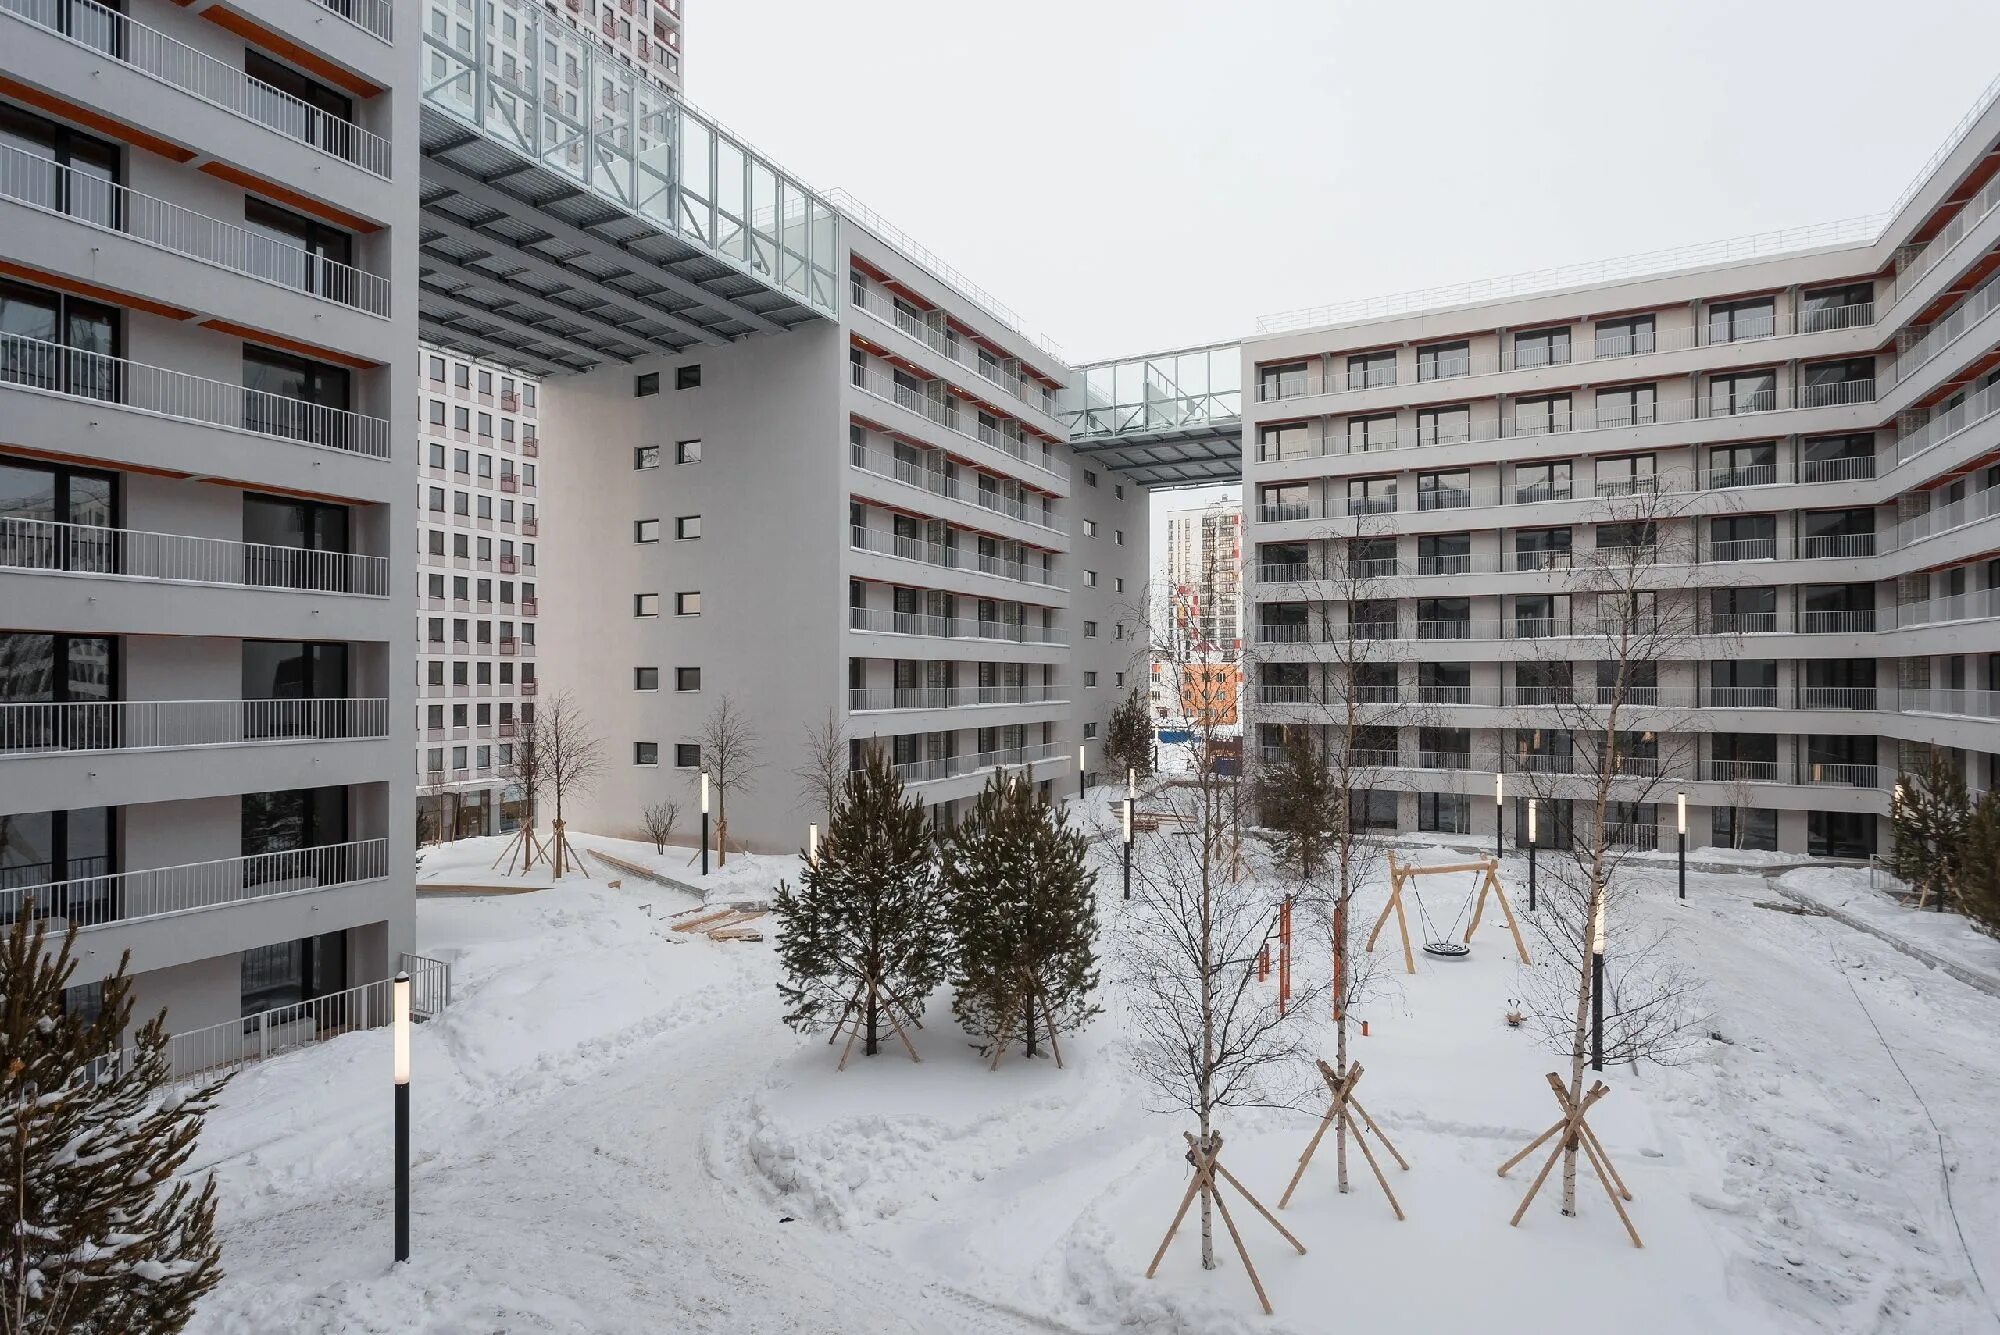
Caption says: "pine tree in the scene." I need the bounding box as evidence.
[1957,789,2000,933]
[1254,727,1341,879]
[773,746,948,1058]
[1,905,226,1334]
[942,771,1101,1060]
[1103,688,1155,782]
[1890,748,1972,909]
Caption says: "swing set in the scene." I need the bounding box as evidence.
[1367,853,1531,974]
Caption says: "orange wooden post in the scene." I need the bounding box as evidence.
[1279,897,1293,1015]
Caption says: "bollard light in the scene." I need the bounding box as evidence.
[1526,798,1538,913]
[1494,771,1505,859]
[1078,743,1087,799]
[807,823,819,865]
[699,771,711,876]
[393,971,410,1264]
[1676,789,1688,902]
[1590,898,1606,1072]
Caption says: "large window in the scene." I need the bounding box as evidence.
[1801,282,1873,332]
[0,279,120,401]
[1347,350,1396,391]
[1595,314,1655,358]
[0,807,115,920]
[1707,297,1775,344]
[0,458,116,574]
[0,103,120,228]
[244,50,362,166]
[243,640,347,712]
[242,786,349,886]
[1595,384,1656,428]
[1416,340,1470,382]
[1513,393,1571,436]
[242,347,352,446]
[243,199,356,304]
[0,632,117,750]
[1415,404,1471,446]
[243,493,350,589]
[1512,327,1570,369]
[240,930,348,1017]
[1708,370,1776,416]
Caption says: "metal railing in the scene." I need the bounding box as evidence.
[849,441,1065,535]
[1256,685,1317,705]
[1705,612,1779,634]
[848,284,1061,421]
[315,0,393,42]
[890,739,1066,787]
[1704,537,1778,562]
[1704,687,1779,709]
[1700,759,1780,783]
[1796,686,1877,710]
[0,516,389,595]
[1901,687,2000,719]
[1797,609,1876,634]
[849,364,1067,483]
[1797,531,1876,559]
[1896,587,2000,628]
[846,606,1064,645]
[1895,276,2000,387]
[1896,377,2000,467]
[848,684,1066,712]
[848,524,1060,589]
[0,331,390,458]
[0,697,388,755]
[1890,165,2000,307]
[1798,762,1879,788]
[2,0,392,178]
[0,144,389,316]
[0,838,387,929]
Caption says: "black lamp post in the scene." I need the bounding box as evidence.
[1589,902,1605,1072]
[393,971,411,1264]
[1122,768,1135,900]
[1078,743,1087,799]
[1527,798,1538,912]
[699,771,710,876]
[1494,771,1505,861]
[1676,790,1687,901]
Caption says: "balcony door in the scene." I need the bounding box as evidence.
[0,279,120,401]
[0,631,117,752]
[0,806,115,923]
[243,493,350,591]
[241,785,349,887]
[0,458,117,575]
[242,641,348,740]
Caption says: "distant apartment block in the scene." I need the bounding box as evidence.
[415,347,543,839]
[1166,504,1243,654]
[540,0,683,91]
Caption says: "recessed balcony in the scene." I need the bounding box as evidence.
[1,517,390,597]
[0,697,388,758]
[0,838,389,931]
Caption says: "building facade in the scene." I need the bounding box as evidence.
[0,0,418,1036]
[415,347,543,840]
[539,0,683,91]
[1241,92,2000,857]
[540,219,1149,851]
[1165,504,1242,655]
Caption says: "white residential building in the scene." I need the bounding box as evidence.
[415,347,543,839]
[1165,504,1243,655]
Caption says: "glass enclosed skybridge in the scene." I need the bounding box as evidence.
[418,0,839,375]
[1061,344,1243,487]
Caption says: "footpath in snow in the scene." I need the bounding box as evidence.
[182,821,2000,1335]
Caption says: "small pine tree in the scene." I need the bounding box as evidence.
[1255,727,1341,878]
[1890,748,1972,909]
[942,771,1101,1060]
[1103,688,1155,782]
[1,906,226,1334]
[773,746,949,1058]
[1957,790,2000,934]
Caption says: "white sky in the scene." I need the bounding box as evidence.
[694,0,2000,569]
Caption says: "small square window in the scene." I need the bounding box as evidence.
[635,593,660,617]
[635,741,660,766]
[674,743,702,768]
[1083,519,1097,538]
[1115,672,1126,687]
[676,439,702,464]
[635,372,660,397]
[675,591,701,616]
[1083,470,1098,487]
[675,365,702,390]
[634,445,660,469]
[675,515,701,540]
[1115,484,1124,500]
[1083,722,1098,739]
[635,519,660,543]
[676,667,701,692]
[1114,577,1125,593]
[1115,530,1125,545]
[1083,570,1098,588]
[1084,671,1098,687]
[1083,620,1098,638]
[635,667,660,691]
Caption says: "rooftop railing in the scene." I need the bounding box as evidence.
[0,332,391,458]
[1,516,389,595]
[0,144,389,317]
[1,0,392,178]
[0,697,388,756]
[0,838,387,930]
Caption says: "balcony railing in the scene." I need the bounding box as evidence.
[315,0,394,41]
[0,145,390,316]
[0,332,390,458]
[1798,762,1879,788]
[1700,759,1780,783]
[850,364,1067,484]
[1704,687,1778,709]
[849,285,1060,423]
[1704,611,1778,634]
[1893,274,2000,387]
[1703,537,1778,562]
[0,697,388,756]
[849,442,1065,534]
[0,838,388,930]
[1797,532,1875,560]
[890,740,1066,787]
[848,524,1058,589]
[1,516,389,596]
[1796,686,1877,710]
[1,0,392,178]
[848,684,1067,712]
[846,606,1064,645]
[1797,609,1876,634]
[1415,750,1473,770]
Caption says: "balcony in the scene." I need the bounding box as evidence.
[1700,759,1780,783]
[1797,609,1877,634]
[1796,687,1877,710]
[847,684,1067,713]
[500,474,519,493]
[521,519,539,537]
[523,438,540,457]
[499,556,519,574]
[520,597,539,616]
[1,0,392,178]
[1704,612,1778,634]
[500,390,519,410]
[848,525,1058,590]
[848,285,1060,425]
[0,145,389,317]
[1704,537,1778,562]
[1704,687,1778,709]
[0,697,388,756]
[498,637,518,656]
[890,740,1065,787]
[521,680,538,696]
[0,838,388,930]
[846,607,1064,646]
[315,0,393,41]
[1797,532,1876,560]
[0,332,390,459]
[1,517,389,596]
[849,364,1067,485]
[849,443,1066,536]
[1797,762,1880,788]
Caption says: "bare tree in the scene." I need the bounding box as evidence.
[535,690,604,878]
[1508,482,1710,1216]
[642,800,680,855]
[698,694,762,867]
[492,709,548,875]
[791,706,848,828]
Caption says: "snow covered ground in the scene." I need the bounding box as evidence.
[183,814,2000,1334]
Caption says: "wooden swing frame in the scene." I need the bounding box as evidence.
[1367,853,1531,974]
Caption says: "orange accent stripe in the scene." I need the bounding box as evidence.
[200,7,382,99]
[196,161,382,234]
[196,318,378,369]
[0,260,195,320]
[0,76,195,162]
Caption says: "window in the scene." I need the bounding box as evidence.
[635,742,660,766]
[1114,577,1125,593]
[1083,519,1097,538]
[675,515,701,540]
[634,593,660,616]
[1416,340,1471,382]
[1513,393,1572,436]
[243,347,351,445]
[1417,469,1472,511]
[1347,350,1396,390]
[675,365,701,390]
[1349,413,1398,452]
[1115,530,1125,545]
[1115,673,1126,687]
[454,406,470,431]
[1595,454,1656,497]
[1802,283,1873,332]
[1083,722,1098,740]
[676,667,701,692]
[1709,370,1777,416]
[675,592,701,616]
[1083,470,1098,487]
[1083,570,1097,587]
[634,445,660,469]
[429,356,445,382]
[1084,671,1098,688]
[429,400,446,425]
[1595,314,1655,358]
[1415,404,1470,446]
[675,439,702,465]
[1115,484,1124,500]
[674,743,701,768]
[635,519,660,543]
[635,372,660,397]
[1595,383,1656,427]
[1708,442,1777,488]
[243,199,354,302]
[1515,461,1572,503]
[633,669,661,695]
[1258,361,1307,401]
[1083,620,1098,638]
[1513,327,1570,369]
[1707,297,1775,344]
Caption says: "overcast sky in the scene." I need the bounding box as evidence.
[695,0,2000,567]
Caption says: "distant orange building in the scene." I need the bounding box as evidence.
[1177,662,1240,726]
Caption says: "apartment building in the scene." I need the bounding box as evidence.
[539,0,683,91]
[1166,504,1243,654]
[415,348,543,840]
[1241,89,2000,858]
[540,213,1149,850]
[0,1,417,1038]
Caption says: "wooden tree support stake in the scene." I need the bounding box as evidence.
[830,974,923,1070]
[1147,1130,1307,1316]
[1498,1072,1641,1248]
[1278,1060,1409,1220]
